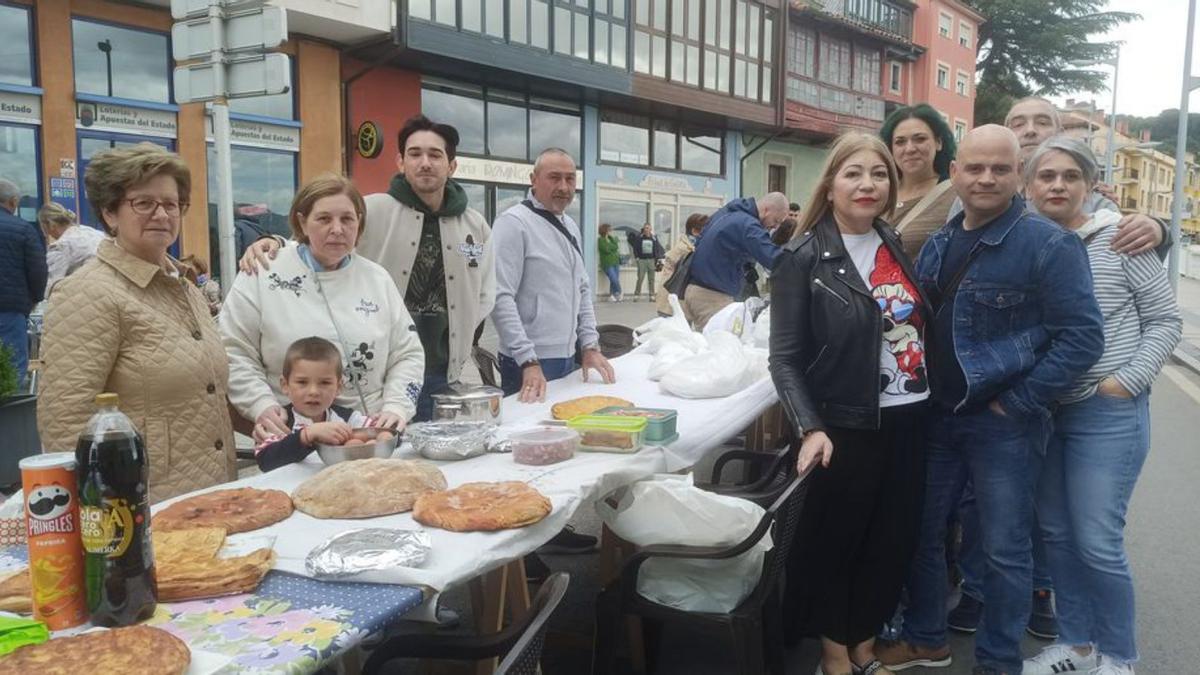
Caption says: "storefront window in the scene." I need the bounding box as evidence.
[422,84,486,155]
[600,113,650,165]
[422,81,581,163]
[72,20,170,103]
[0,4,34,87]
[206,146,296,282]
[486,91,528,160]
[601,111,725,176]
[0,124,39,221]
[599,200,649,265]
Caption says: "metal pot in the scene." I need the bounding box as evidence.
[431,385,503,424]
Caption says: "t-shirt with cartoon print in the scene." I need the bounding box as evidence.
[841,230,929,407]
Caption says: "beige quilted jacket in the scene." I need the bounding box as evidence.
[38,240,236,504]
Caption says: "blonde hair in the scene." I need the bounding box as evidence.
[793,133,899,238]
[288,174,366,244]
[83,143,191,235]
[37,202,76,234]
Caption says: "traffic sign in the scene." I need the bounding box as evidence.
[174,53,291,103]
[171,0,265,20]
[172,5,286,61]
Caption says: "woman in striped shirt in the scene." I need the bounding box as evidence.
[1021,137,1181,675]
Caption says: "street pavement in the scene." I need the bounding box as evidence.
[393,288,1200,674]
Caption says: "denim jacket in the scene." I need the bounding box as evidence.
[914,197,1105,420]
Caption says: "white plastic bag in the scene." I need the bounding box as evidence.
[647,340,700,381]
[633,295,706,356]
[660,331,762,398]
[596,474,771,613]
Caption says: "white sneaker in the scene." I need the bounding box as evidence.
[1023,644,1097,674]
[1088,657,1134,675]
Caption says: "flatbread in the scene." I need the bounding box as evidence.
[151,526,273,601]
[0,567,30,613]
[292,458,447,519]
[153,487,293,534]
[551,395,634,420]
[156,548,275,602]
[413,481,551,532]
[0,625,190,675]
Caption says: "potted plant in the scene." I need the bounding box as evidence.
[0,344,40,488]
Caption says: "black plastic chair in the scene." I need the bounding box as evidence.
[362,572,570,675]
[698,444,796,507]
[472,345,500,388]
[597,324,636,359]
[591,473,810,675]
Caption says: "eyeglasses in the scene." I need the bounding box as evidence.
[124,198,190,217]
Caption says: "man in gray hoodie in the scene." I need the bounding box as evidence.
[491,148,615,403]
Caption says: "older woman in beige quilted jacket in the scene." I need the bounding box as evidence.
[38,144,235,504]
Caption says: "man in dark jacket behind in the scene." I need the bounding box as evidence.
[626,223,665,301]
[0,179,47,389]
[683,192,788,329]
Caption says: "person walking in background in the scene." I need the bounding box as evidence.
[684,192,787,329]
[179,254,221,314]
[597,223,622,302]
[1020,138,1180,675]
[789,201,802,221]
[0,178,46,389]
[880,104,959,259]
[655,213,707,316]
[626,223,664,301]
[40,202,105,289]
[771,133,929,675]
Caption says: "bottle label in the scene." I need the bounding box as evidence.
[79,498,135,558]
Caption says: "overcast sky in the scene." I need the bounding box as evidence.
[1050,0,1199,119]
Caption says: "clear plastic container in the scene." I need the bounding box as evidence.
[592,407,679,445]
[511,427,579,465]
[567,416,647,454]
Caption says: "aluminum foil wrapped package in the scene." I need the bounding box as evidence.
[485,426,513,454]
[405,420,491,460]
[306,528,432,579]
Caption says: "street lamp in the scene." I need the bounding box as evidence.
[1170,0,1200,293]
[97,39,113,98]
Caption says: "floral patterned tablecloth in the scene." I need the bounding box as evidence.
[0,546,424,674]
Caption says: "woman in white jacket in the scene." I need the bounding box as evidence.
[220,174,425,440]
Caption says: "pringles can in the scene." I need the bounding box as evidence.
[20,453,88,629]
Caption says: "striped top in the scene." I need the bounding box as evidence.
[1062,210,1183,404]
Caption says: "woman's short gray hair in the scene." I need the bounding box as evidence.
[1023,136,1099,185]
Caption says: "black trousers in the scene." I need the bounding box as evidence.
[784,402,928,646]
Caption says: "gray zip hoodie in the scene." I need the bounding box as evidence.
[490,191,599,364]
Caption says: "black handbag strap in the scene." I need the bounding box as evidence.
[522,199,581,258]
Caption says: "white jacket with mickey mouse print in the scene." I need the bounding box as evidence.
[219,244,426,424]
[360,192,495,383]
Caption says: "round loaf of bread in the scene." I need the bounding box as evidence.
[293,458,448,519]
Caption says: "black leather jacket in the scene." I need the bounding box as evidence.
[768,214,931,432]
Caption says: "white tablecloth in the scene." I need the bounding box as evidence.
[153,352,779,593]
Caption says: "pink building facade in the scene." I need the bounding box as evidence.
[910,0,983,141]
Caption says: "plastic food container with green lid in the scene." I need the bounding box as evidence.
[566,415,647,453]
[592,407,679,445]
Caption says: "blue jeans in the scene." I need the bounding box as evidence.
[902,406,1049,673]
[0,312,28,391]
[414,371,449,422]
[959,484,1054,601]
[1037,390,1150,665]
[498,354,577,397]
[602,265,622,297]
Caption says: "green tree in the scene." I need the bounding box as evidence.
[972,0,1139,124]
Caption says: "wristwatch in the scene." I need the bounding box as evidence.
[520,358,541,369]
[581,342,601,353]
